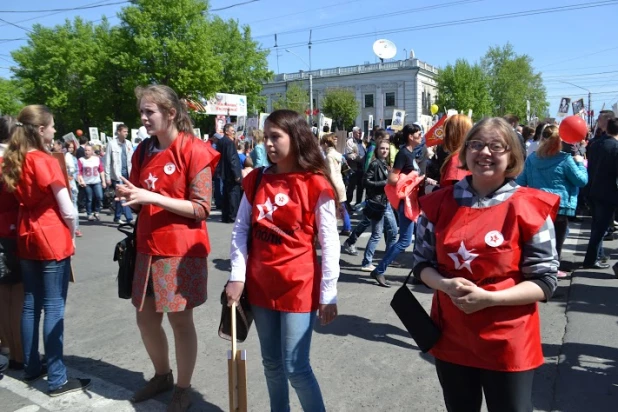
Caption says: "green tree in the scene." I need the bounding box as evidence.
[435,59,493,121]
[481,43,547,120]
[0,78,22,116]
[321,88,358,131]
[272,82,309,114]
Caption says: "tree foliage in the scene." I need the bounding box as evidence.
[10,0,272,135]
[435,43,547,122]
[435,59,492,121]
[0,78,22,116]
[272,82,309,114]
[321,88,358,131]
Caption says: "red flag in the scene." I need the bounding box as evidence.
[425,115,447,147]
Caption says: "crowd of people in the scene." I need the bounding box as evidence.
[1,86,617,412]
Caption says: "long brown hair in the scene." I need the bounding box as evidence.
[265,110,338,200]
[135,85,194,135]
[441,114,473,175]
[0,115,17,145]
[2,105,53,192]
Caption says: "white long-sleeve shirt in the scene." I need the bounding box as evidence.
[229,191,340,304]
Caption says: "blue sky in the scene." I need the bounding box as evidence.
[1,0,618,117]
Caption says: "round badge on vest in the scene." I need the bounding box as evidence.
[274,193,289,207]
[485,230,504,247]
[164,162,176,175]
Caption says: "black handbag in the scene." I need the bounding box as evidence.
[114,222,138,299]
[0,237,20,284]
[390,270,441,353]
[218,167,264,342]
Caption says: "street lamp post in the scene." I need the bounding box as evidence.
[285,49,313,125]
[558,80,592,129]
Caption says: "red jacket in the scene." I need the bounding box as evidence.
[243,168,335,312]
[129,133,220,257]
[420,185,558,371]
[439,153,471,187]
[14,151,73,261]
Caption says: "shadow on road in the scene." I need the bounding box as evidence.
[64,355,225,411]
[211,258,231,272]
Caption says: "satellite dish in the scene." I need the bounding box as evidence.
[373,39,397,61]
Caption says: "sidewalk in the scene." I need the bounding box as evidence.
[549,217,618,412]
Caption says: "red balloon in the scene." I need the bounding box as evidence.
[559,116,587,144]
[76,129,83,137]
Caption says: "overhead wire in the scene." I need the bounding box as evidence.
[0,1,128,13]
[250,0,364,24]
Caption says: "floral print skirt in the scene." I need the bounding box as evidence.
[132,252,208,313]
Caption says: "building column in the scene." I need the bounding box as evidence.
[355,86,362,128]
[376,86,383,127]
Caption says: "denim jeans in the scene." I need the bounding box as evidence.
[112,179,133,222]
[362,204,398,267]
[252,306,325,412]
[375,201,415,275]
[84,183,103,215]
[21,258,70,391]
[339,202,351,232]
[213,176,223,209]
[584,199,616,265]
[70,181,79,231]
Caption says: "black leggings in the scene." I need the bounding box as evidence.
[435,358,535,412]
[554,214,569,259]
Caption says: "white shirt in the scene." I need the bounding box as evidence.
[229,191,340,305]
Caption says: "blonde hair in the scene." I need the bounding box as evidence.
[320,133,337,148]
[252,129,264,144]
[2,105,53,192]
[135,85,194,135]
[458,117,524,178]
[536,125,562,158]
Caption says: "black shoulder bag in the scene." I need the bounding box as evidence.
[390,269,441,353]
[113,140,148,299]
[218,167,264,342]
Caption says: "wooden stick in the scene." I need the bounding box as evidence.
[231,302,238,411]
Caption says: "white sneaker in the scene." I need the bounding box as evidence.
[360,264,376,272]
[87,214,94,221]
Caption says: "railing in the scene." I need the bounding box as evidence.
[270,59,438,83]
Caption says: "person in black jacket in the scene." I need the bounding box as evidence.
[216,124,242,223]
[342,138,398,271]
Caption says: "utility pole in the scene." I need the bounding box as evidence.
[309,30,313,126]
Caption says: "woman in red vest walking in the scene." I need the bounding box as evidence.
[226,110,340,412]
[2,105,91,396]
[115,85,219,412]
[412,117,560,411]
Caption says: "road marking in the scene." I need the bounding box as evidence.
[0,367,166,411]
[14,406,41,412]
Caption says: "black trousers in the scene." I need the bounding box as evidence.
[554,214,569,259]
[222,181,241,223]
[345,169,364,205]
[435,358,535,412]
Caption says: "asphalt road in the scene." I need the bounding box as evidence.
[0,209,616,412]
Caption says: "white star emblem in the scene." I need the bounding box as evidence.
[447,241,479,274]
[257,198,277,222]
[144,173,158,190]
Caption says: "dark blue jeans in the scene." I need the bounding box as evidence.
[21,258,70,391]
[584,199,616,265]
[375,201,415,275]
[84,183,103,215]
[112,179,133,222]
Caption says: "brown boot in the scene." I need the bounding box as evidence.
[131,370,174,403]
[167,385,192,412]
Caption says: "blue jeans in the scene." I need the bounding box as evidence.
[112,180,133,222]
[340,202,351,232]
[375,201,415,275]
[253,306,325,412]
[21,258,70,391]
[84,183,103,215]
[70,182,79,231]
[584,199,615,265]
[362,204,398,267]
[213,176,223,209]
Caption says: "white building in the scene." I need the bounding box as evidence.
[261,57,439,135]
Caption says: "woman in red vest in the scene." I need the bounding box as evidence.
[115,85,219,412]
[412,117,560,411]
[0,115,24,371]
[439,114,473,187]
[2,105,91,396]
[226,109,340,412]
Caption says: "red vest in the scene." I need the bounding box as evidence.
[0,158,19,239]
[129,134,220,257]
[420,185,559,371]
[243,168,335,312]
[14,151,74,261]
[439,153,471,187]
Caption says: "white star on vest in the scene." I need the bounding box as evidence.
[257,198,277,222]
[448,241,479,274]
[144,173,158,190]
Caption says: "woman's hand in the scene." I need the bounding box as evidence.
[225,281,245,307]
[116,177,160,207]
[438,277,476,298]
[425,177,438,186]
[318,303,338,326]
[450,284,495,314]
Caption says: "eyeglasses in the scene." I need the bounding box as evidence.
[465,140,509,153]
